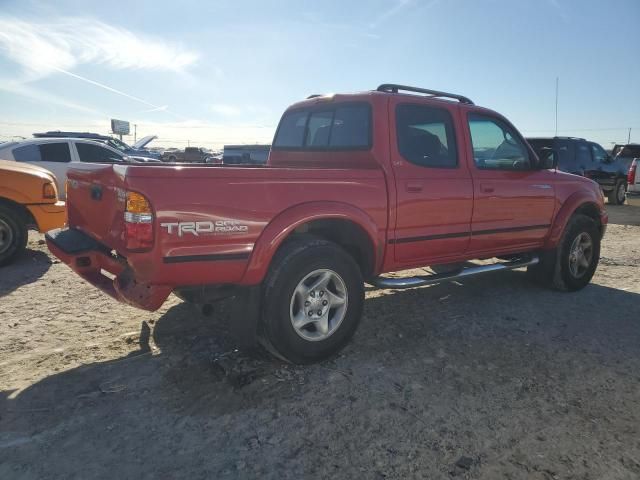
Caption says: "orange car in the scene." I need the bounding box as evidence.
[0,160,66,265]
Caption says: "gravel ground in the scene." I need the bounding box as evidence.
[1,200,639,480]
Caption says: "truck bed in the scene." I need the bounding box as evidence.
[65,163,388,287]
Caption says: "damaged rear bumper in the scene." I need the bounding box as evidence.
[45,228,171,311]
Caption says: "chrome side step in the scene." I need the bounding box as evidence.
[370,256,539,289]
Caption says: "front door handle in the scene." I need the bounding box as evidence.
[480,184,494,193]
[406,181,423,193]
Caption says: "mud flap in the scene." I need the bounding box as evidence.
[229,285,262,349]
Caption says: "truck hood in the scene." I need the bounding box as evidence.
[0,159,56,182]
[132,135,157,149]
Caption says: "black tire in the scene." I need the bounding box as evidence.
[260,237,364,364]
[0,204,28,267]
[527,214,600,291]
[607,180,626,205]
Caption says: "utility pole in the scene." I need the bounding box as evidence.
[554,77,559,137]
[628,128,632,144]
[134,124,137,144]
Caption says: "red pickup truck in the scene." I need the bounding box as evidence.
[46,84,607,364]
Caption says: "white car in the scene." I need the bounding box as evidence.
[0,137,131,199]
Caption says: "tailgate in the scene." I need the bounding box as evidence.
[66,165,128,251]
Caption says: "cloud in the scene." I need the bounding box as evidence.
[209,104,243,117]
[0,16,199,81]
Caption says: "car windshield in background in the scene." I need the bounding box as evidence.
[273,103,371,150]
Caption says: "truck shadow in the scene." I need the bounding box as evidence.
[606,200,640,226]
[3,270,640,436]
[0,249,51,298]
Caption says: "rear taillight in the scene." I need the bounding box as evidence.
[124,191,154,250]
[628,160,637,185]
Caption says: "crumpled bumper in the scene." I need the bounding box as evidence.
[45,228,171,311]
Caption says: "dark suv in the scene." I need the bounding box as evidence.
[527,137,629,205]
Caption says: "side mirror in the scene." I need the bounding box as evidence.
[539,147,558,169]
[602,154,612,163]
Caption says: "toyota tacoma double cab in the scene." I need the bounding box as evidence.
[46,84,607,364]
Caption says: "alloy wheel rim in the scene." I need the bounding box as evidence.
[289,269,348,342]
[0,218,14,255]
[568,232,593,278]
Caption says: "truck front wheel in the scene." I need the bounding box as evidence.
[527,214,600,291]
[260,237,364,364]
[0,205,28,267]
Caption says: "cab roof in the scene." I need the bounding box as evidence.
[289,83,475,111]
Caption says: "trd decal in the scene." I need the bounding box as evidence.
[160,220,249,237]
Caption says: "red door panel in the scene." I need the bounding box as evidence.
[463,110,556,254]
[470,170,555,252]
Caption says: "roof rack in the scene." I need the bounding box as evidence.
[33,131,112,140]
[306,94,322,99]
[376,84,474,105]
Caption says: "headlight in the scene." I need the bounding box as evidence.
[43,182,57,199]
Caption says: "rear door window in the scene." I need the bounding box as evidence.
[396,104,458,168]
[576,142,592,166]
[273,103,371,150]
[13,142,71,163]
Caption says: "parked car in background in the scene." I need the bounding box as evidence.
[161,147,209,163]
[34,131,161,161]
[0,138,131,198]
[0,160,65,265]
[527,137,630,204]
[47,83,607,364]
[221,145,270,165]
[628,158,639,195]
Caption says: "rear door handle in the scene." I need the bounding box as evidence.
[480,184,494,193]
[406,181,423,193]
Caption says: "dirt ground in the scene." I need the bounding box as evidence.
[1,199,639,480]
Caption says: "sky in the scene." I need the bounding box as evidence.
[0,0,638,150]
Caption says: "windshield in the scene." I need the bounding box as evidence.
[104,138,131,152]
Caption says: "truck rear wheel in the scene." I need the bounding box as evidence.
[260,237,364,364]
[527,214,600,291]
[0,205,28,267]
